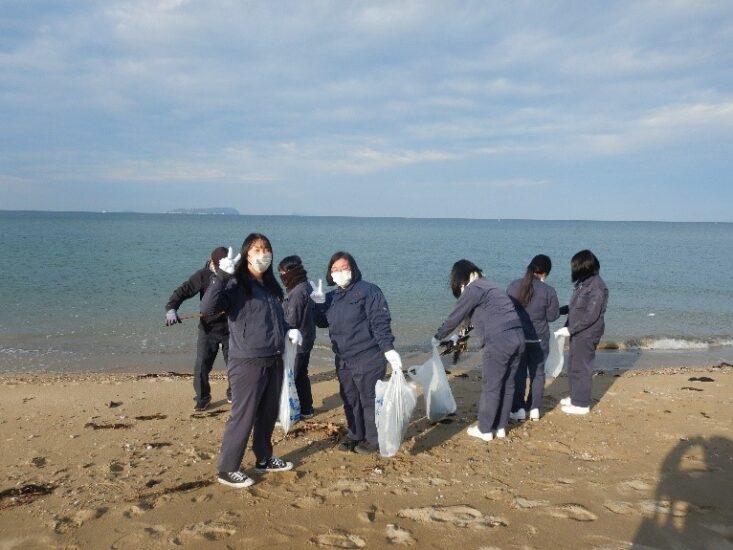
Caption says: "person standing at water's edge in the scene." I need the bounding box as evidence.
[556,249,609,416]
[201,234,302,488]
[434,260,524,442]
[278,255,317,419]
[507,254,560,422]
[312,252,402,455]
[164,247,232,411]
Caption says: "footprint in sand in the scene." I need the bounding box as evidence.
[546,504,598,522]
[359,505,383,523]
[603,501,638,516]
[53,507,108,533]
[397,505,508,529]
[617,479,652,493]
[513,497,549,509]
[293,494,326,509]
[313,531,367,548]
[386,524,416,545]
[175,520,237,542]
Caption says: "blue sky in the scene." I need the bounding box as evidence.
[1,1,732,221]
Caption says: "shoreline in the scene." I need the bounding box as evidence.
[1,359,731,549]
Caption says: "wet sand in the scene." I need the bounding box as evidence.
[1,351,731,549]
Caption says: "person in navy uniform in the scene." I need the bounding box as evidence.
[313,252,402,455]
[556,249,609,416]
[433,260,524,442]
[201,233,303,488]
[164,246,232,411]
[507,254,560,422]
[278,255,316,419]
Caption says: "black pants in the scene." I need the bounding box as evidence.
[294,351,314,415]
[217,356,283,472]
[511,339,549,413]
[193,327,231,406]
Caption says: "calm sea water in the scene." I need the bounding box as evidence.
[1,211,732,372]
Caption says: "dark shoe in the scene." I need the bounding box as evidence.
[337,438,359,453]
[254,456,293,474]
[354,441,379,455]
[217,470,254,488]
[226,388,232,404]
[194,398,211,412]
[300,410,315,419]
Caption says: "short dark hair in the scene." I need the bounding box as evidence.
[571,249,600,283]
[449,259,483,298]
[325,251,362,286]
[278,255,302,274]
[233,233,284,300]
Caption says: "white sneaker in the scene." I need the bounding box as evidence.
[217,470,255,488]
[560,397,571,406]
[509,408,526,422]
[467,425,494,442]
[495,428,506,439]
[561,404,590,415]
[529,408,540,421]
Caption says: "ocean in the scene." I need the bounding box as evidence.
[1,211,732,373]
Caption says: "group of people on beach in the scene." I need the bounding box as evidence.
[165,232,608,488]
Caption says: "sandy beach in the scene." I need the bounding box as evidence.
[1,351,731,549]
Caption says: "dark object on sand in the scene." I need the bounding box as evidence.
[680,386,704,392]
[0,483,55,509]
[108,401,122,408]
[688,376,714,382]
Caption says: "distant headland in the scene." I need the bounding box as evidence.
[166,207,240,215]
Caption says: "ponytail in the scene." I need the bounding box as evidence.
[517,254,552,307]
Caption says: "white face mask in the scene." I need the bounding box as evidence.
[332,270,352,288]
[249,254,272,274]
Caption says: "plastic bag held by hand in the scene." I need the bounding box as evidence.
[385,349,402,371]
[374,367,417,457]
[165,309,181,326]
[218,247,241,276]
[545,329,568,379]
[278,340,301,433]
[407,344,457,422]
[309,279,325,304]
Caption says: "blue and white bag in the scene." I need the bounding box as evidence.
[375,367,417,457]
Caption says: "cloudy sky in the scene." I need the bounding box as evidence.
[1,1,732,221]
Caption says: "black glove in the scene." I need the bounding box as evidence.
[559,305,569,315]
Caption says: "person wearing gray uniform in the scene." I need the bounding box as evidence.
[433,260,524,442]
[556,249,609,416]
[201,233,303,488]
[507,254,560,422]
[278,255,316,418]
[314,252,402,455]
[164,246,232,411]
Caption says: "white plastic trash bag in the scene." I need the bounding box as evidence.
[545,331,568,379]
[278,340,301,433]
[407,345,457,422]
[375,367,417,457]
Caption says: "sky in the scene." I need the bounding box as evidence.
[1,1,732,221]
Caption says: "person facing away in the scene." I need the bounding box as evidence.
[200,233,303,488]
[313,251,402,455]
[164,246,232,411]
[556,249,609,416]
[507,254,560,422]
[278,255,316,419]
[433,260,524,442]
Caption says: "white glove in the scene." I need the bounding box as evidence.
[450,334,460,345]
[309,279,325,304]
[287,329,303,346]
[385,349,402,371]
[431,336,441,348]
[218,247,241,275]
[555,327,570,338]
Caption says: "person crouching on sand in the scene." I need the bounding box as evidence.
[201,233,303,488]
[312,252,402,455]
[433,260,524,442]
[555,249,609,416]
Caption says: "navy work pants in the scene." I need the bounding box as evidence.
[511,339,549,413]
[479,328,524,433]
[193,327,231,406]
[217,356,283,472]
[568,334,599,408]
[336,350,387,445]
[294,351,314,415]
